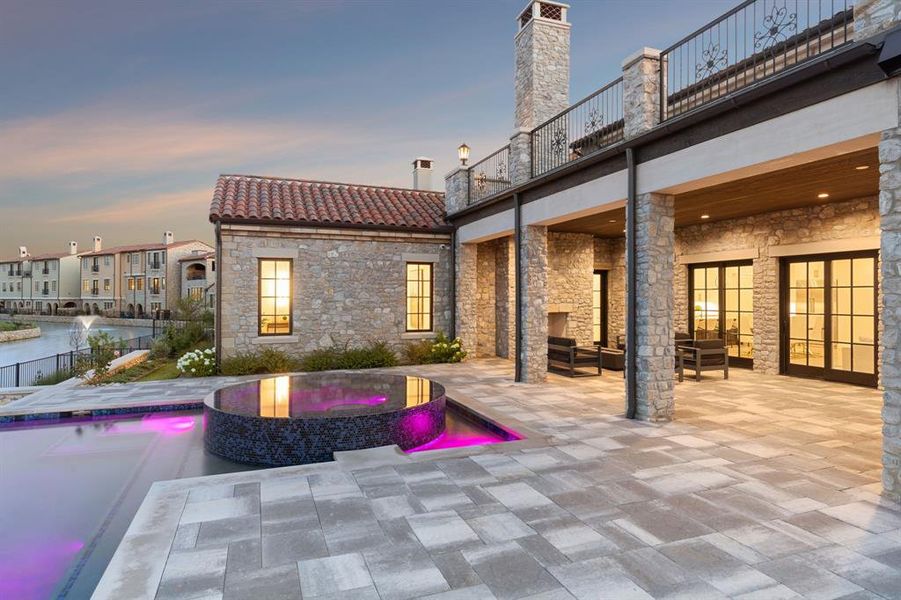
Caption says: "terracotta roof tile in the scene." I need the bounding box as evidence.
[209,174,449,232]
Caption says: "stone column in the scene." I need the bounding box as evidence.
[519,225,548,383]
[622,48,661,140]
[509,129,532,186]
[496,237,516,359]
[455,239,478,359]
[444,167,470,215]
[854,0,901,40]
[627,192,675,421]
[880,83,901,502]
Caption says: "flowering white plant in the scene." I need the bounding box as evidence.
[176,348,216,377]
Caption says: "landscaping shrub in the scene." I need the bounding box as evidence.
[403,333,466,364]
[299,341,398,372]
[76,331,118,382]
[32,369,73,386]
[176,348,217,377]
[0,321,34,332]
[218,348,299,376]
[149,337,172,360]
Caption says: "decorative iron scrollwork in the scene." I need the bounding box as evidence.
[695,42,728,79]
[754,4,797,50]
[585,108,604,134]
[550,127,567,157]
[496,161,507,182]
[474,171,487,191]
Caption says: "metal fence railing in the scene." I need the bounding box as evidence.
[660,0,855,121]
[531,77,624,178]
[0,319,213,387]
[468,145,512,205]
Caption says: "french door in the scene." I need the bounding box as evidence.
[592,270,608,347]
[688,261,754,367]
[781,251,878,387]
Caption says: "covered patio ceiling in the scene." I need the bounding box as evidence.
[549,147,878,237]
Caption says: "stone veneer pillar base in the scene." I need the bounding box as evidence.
[456,239,478,359]
[520,225,548,383]
[880,86,901,502]
[628,192,675,421]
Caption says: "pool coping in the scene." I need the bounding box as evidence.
[87,382,546,599]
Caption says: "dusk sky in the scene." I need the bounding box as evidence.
[1,0,736,257]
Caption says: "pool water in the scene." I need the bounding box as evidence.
[0,405,515,599]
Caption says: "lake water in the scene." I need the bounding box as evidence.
[0,321,153,365]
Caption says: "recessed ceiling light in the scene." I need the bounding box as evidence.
[608,219,616,223]
[700,214,710,219]
[855,165,869,170]
[817,192,829,199]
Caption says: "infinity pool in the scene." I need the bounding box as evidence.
[0,404,515,599]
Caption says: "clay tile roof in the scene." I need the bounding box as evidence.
[209,174,450,232]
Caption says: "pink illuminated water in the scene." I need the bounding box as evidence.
[407,410,521,453]
[0,539,84,600]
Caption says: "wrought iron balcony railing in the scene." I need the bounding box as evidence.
[660,0,854,121]
[468,145,512,205]
[531,77,624,178]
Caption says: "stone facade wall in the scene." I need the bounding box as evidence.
[879,80,901,502]
[520,225,548,382]
[456,240,479,357]
[476,242,498,357]
[674,197,880,375]
[854,0,901,40]
[629,193,675,421]
[219,225,452,358]
[594,237,626,346]
[547,232,594,345]
[622,49,660,139]
[514,20,570,130]
[495,237,516,359]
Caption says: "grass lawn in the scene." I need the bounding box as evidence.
[137,361,181,382]
[103,358,181,384]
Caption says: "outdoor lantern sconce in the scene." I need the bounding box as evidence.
[458,143,470,166]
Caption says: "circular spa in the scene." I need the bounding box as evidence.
[204,373,446,466]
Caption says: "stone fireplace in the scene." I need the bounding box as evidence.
[547,303,573,338]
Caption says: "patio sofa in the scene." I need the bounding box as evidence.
[547,336,603,377]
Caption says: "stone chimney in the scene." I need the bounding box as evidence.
[514,0,570,130]
[18,246,27,258]
[412,158,433,191]
[163,231,174,245]
[68,241,78,255]
[93,236,102,252]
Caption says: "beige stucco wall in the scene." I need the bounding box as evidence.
[218,225,452,357]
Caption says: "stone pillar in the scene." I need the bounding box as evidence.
[455,239,478,358]
[476,242,498,357]
[514,1,570,130]
[854,0,901,40]
[519,225,548,383]
[627,192,675,421]
[444,167,470,215]
[509,128,532,186]
[496,237,516,359]
[880,83,901,501]
[622,47,661,139]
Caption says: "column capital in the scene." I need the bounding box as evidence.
[622,47,662,140]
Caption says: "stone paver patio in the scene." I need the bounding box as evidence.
[93,360,901,599]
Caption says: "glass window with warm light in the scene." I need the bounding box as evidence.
[406,263,433,332]
[259,259,292,336]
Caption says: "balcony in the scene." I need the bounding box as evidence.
[149,262,162,270]
[42,268,49,275]
[91,265,100,272]
[41,289,49,296]
[459,0,855,208]
[91,289,99,296]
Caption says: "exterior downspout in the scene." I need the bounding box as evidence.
[514,192,523,383]
[449,230,456,339]
[625,148,638,419]
[214,221,223,370]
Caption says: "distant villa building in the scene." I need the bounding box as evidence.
[0,242,81,314]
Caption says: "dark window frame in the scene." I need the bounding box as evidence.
[405,262,434,333]
[257,258,294,337]
[687,259,754,368]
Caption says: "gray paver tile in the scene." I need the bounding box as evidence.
[297,552,372,597]
[420,584,497,600]
[223,563,300,600]
[180,495,258,525]
[158,547,228,599]
[549,557,653,599]
[364,544,449,600]
[262,529,328,568]
[407,510,481,552]
[468,511,536,543]
[462,541,561,600]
